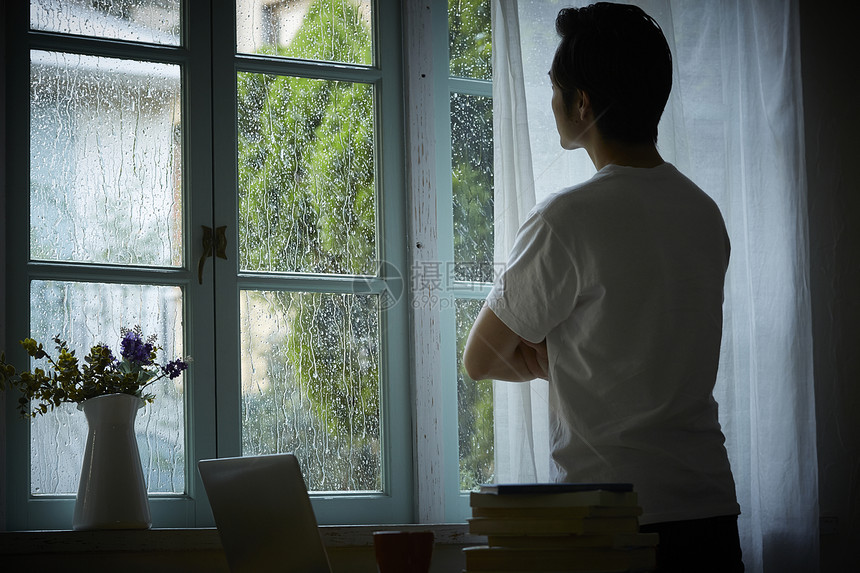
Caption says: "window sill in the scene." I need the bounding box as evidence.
[0,523,482,554]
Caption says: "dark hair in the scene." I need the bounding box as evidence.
[550,2,672,144]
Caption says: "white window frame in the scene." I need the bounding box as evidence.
[404,0,494,524]
[1,0,444,529]
[3,0,218,529]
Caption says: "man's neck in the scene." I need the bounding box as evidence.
[585,136,664,171]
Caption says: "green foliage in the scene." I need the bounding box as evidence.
[449,0,493,80]
[236,0,380,489]
[238,0,375,275]
[450,0,496,490]
[451,92,494,283]
[285,292,380,490]
[457,299,495,490]
[284,293,379,434]
[237,0,496,491]
[239,290,381,490]
[449,0,495,284]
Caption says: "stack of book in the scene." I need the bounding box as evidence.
[464,483,658,572]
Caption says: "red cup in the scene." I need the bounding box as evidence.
[373,530,435,573]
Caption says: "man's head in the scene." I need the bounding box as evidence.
[550,2,672,145]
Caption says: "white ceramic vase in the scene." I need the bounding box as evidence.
[72,393,152,530]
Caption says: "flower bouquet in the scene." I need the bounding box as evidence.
[0,325,190,418]
[1,326,190,530]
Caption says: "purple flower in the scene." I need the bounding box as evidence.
[161,359,188,379]
[121,331,153,365]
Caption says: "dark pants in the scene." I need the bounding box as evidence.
[640,515,744,573]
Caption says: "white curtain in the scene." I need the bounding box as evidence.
[490,0,551,485]
[490,1,819,571]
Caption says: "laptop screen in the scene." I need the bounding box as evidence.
[198,454,332,573]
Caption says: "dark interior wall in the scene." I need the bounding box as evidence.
[799,0,860,570]
[1,0,7,529]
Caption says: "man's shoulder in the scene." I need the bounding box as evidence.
[533,163,725,237]
[535,174,609,213]
[533,170,630,224]
[542,163,716,207]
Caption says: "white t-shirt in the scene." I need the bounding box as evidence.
[486,162,740,525]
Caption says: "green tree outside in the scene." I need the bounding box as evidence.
[237,0,380,490]
[449,0,495,491]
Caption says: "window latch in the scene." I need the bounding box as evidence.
[198,225,227,284]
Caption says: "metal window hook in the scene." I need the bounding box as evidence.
[198,225,227,284]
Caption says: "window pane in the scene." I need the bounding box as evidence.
[451,92,494,282]
[30,51,183,267]
[449,0,491,80]
[236,0,372,66]
[240,290,381,492]
[29,280,186,495]
[237,73,376,275]
[30,0,181,46]
[457,297,494,490]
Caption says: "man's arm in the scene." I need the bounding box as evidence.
[463,305,548,382]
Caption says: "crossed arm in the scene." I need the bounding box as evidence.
[463,304,548,382]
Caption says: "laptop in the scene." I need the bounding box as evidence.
[198,453,332,573]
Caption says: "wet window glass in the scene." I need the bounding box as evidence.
[449,0,492,80]
[30,51,182,267]
[31,0,181,45]
[236,0,373,66]
[237,73,376,275]
[240,290,381,491]
[29,280,186,495]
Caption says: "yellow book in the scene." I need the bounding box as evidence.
[464,569,640,573]
[470,491,638,509]
[468,516,640,536]
[462,545,656,572]
[463,570,635,573]
[486,532,659,549]
[471,505,643,519]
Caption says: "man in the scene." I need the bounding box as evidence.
[463,4,743,571]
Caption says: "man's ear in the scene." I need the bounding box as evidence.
[577,89,592,122]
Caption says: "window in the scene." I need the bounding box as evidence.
[224,0,412,525]
[446,0,495,520]
[3,0,414,528]
[8,1,194,528]
[449,0,494,485]
[3,0,495,529]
